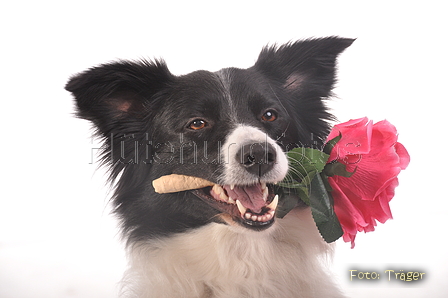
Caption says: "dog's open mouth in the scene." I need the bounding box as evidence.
[193,183,278,230]
[151,174,279,230]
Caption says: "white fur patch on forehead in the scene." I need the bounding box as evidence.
[284,73,306,91]
[220,125,288,185]
[215,69,232,92]
[215,68,239,123]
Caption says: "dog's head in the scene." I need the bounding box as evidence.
[66,37,354,241]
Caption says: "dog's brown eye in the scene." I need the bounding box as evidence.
[188,119,207,130]
[262,110,277,122]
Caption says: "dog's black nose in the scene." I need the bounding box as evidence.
[237,143,277,177]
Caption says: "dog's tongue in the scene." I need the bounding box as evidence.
[223,184,265,213]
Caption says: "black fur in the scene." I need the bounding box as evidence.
[66,37,354,243]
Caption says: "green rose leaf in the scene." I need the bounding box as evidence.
[275,187,304,218]
[276,142,344,243]
[323,133,342,156]
[286,147,330,180]
[324,161,357,178]
[309,173,343,243]
[277,147,330,216]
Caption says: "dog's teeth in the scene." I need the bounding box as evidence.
[267,194,279,211]
[236,200,247,217]
[212,184,231,203]
[228,197,236,204]
[219,192,229,202]
[261,182,267,190]
[230,184,235,190]
[262,186,269,202]
[212,184,222,195]
[245,213,252,220]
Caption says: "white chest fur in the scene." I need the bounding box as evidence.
[121,208,345,298]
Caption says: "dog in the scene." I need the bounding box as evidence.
[66,36,354,298]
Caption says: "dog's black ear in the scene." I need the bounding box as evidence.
[65,60,173,136]
[254,37,354,147]
[254,37,354,97]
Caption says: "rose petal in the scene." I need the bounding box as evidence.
[328,117,372,161]
[394,142,410,170]
[327,118,409,248]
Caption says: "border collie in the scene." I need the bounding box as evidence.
[66,37,354,298]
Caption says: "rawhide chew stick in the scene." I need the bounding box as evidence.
[152,174,215,194]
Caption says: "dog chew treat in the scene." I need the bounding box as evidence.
[152,174,215,194]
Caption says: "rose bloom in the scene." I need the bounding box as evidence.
[326,117,410,248]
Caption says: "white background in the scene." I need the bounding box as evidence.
[1,1,446,297]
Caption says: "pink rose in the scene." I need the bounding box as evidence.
[326,117,410,248]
